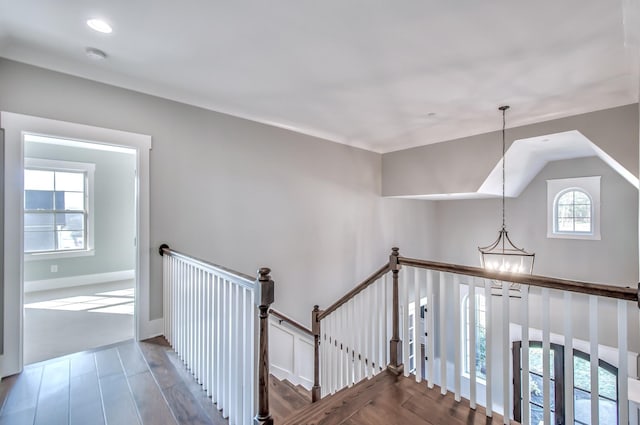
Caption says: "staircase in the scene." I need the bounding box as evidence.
[280,371,517,425]
[160,245,638,424]
[269,375,312,423]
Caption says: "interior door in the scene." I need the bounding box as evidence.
[0,113,24,378]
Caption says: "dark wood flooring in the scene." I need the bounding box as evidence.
[1,339,512,425]
[282,370,520,425]
[0,337,227,425]
[269,376,312,423]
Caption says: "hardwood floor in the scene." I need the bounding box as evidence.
[1,339,514,425]
[0,337,227,425]
[269,376,312,423]
[282,370,520,425]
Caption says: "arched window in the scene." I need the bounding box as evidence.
[554,188,593,234]
[547,176,600,240]
[462,293,486,381]
[513,341,618,425]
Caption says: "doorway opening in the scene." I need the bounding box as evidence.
[22,133,137,364]
[1,111,153,378]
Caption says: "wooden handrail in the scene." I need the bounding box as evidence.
[398,256,638,302]
[159,243,255,286]
[269,309,312,336]
[317,263,391,321]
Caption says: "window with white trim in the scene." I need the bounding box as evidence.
[24,158,95,256]
[547,176,600,240]
[462,293,487,381]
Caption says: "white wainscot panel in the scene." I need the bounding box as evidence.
[269,317,314,390]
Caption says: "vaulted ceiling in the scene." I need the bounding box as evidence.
[0,1,638,153]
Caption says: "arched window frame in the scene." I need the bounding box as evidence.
[513,340,618,425]
[553,187,594,235]
[547,176,601,240]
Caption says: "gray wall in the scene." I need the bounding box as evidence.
[382,104,639,197]
[0,58,436,326]
[433,156,638,286]
[23,142,136,281]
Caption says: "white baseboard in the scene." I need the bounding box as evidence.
[269,316,314,390]
[24,269,135,293]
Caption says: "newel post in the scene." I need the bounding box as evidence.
[311,305,322,402]
[389,247,404,375]
[254,268,274,425]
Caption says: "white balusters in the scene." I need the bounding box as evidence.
[318,275,391,395]
[309,256,637,425]
[589,295,599,425]
[563,291,574,425]
[521,285,530,425]
[162,250,259,425]
[439,272,447,395]
[469,277,477,409]
[427,270,435,389]
[402,270,410,378]
[617,300,629,425]
[415,268,423,384]
[542,288,551,425]
[501,282,510,424]
[453,275,461,402]
[484,278,493,418]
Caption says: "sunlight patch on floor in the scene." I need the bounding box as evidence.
[25,291,134,315]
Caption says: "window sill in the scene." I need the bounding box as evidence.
[461,372,487,386]
[24,249,95,261]
[547,232,601,241]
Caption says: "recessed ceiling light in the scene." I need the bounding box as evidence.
[85,47,107,60]
[87,19,112,34]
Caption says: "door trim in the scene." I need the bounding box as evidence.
[1,111,154,377]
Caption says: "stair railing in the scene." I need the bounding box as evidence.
[159,244,274,425]
[311,247,639,425]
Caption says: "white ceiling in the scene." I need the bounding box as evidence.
[0,1,638,153]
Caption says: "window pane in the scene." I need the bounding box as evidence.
[25,190,54,210]
[574,218,591,232]
[557,218,574,232]
[25,213,55,231]
[530,404,554,425]
[58,192,84,210]
[574,204,591,218]
[574,191,590,204]
[25,231,55,252]
[574,356,591,391]
[557,204,574,218]
[56,230,84,250]
[557,191,574,205]
[599,397,617,425]
[55,171,84,191]
[529,372,555,410]
[530,404,543,425]
[24,169,54,190]
[599,368,617,401]
[574,387,592,424]
[55,213,84,231]
[529,347,554,378]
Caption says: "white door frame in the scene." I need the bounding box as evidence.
[0,111,158,377]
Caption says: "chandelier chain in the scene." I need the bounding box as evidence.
[502,107,506,230]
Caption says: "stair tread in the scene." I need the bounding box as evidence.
[281,370,520,425]
[269,375,312,423]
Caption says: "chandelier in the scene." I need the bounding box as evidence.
[478,106,535,293]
